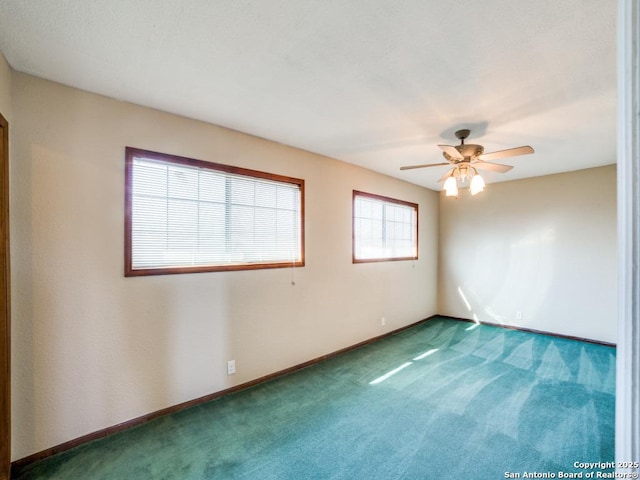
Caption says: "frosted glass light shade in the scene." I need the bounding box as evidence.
[470,174,485,195]
[444,176,458,197]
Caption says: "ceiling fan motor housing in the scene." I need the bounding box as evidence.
[442,129,484,162]
[443,144,484,162]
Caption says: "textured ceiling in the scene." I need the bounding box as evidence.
[0,1,617,190]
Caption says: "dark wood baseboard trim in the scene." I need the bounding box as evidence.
[438,314,617,347]
[11,315,439,477]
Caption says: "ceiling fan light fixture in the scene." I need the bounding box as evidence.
[399,129,534,199]
[444,176,458,197]
[470,171,485,196]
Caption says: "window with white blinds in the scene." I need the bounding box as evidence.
[352,191,418,262]
[125,148,304,276]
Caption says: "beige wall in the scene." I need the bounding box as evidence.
[10,72,439,459]
[438,165,617,343]
[0,52,10,119]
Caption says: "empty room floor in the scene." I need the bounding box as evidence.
[13,317,615,479]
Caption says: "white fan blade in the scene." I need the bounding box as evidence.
[474,161,513,173]
[400,162,450,171]
[437,144,463,160]
[478,146,534,162]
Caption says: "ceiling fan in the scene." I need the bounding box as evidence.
[400,129,534,196]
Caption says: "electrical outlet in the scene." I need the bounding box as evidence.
[516,311,523,321]
[227,360,236,375]
[381,317,386,326]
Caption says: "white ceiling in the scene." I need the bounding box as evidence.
[0,1,617,190]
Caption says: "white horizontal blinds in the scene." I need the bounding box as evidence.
[353,193,417,260]
[227,174,301,264]
[130,156,302,269]
[384,202,415,257]
[354,196,383,259]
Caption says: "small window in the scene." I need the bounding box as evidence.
[125,147,304,276]
[352,191,418,263]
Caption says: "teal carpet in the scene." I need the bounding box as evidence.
[14,317,616,479]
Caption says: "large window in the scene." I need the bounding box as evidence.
[352,191,418,263]
[125,147,304,276]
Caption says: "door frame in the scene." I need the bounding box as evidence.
[616,0,640,472]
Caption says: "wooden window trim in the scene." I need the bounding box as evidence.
[352,190,418,263]
[125,147,305,276]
